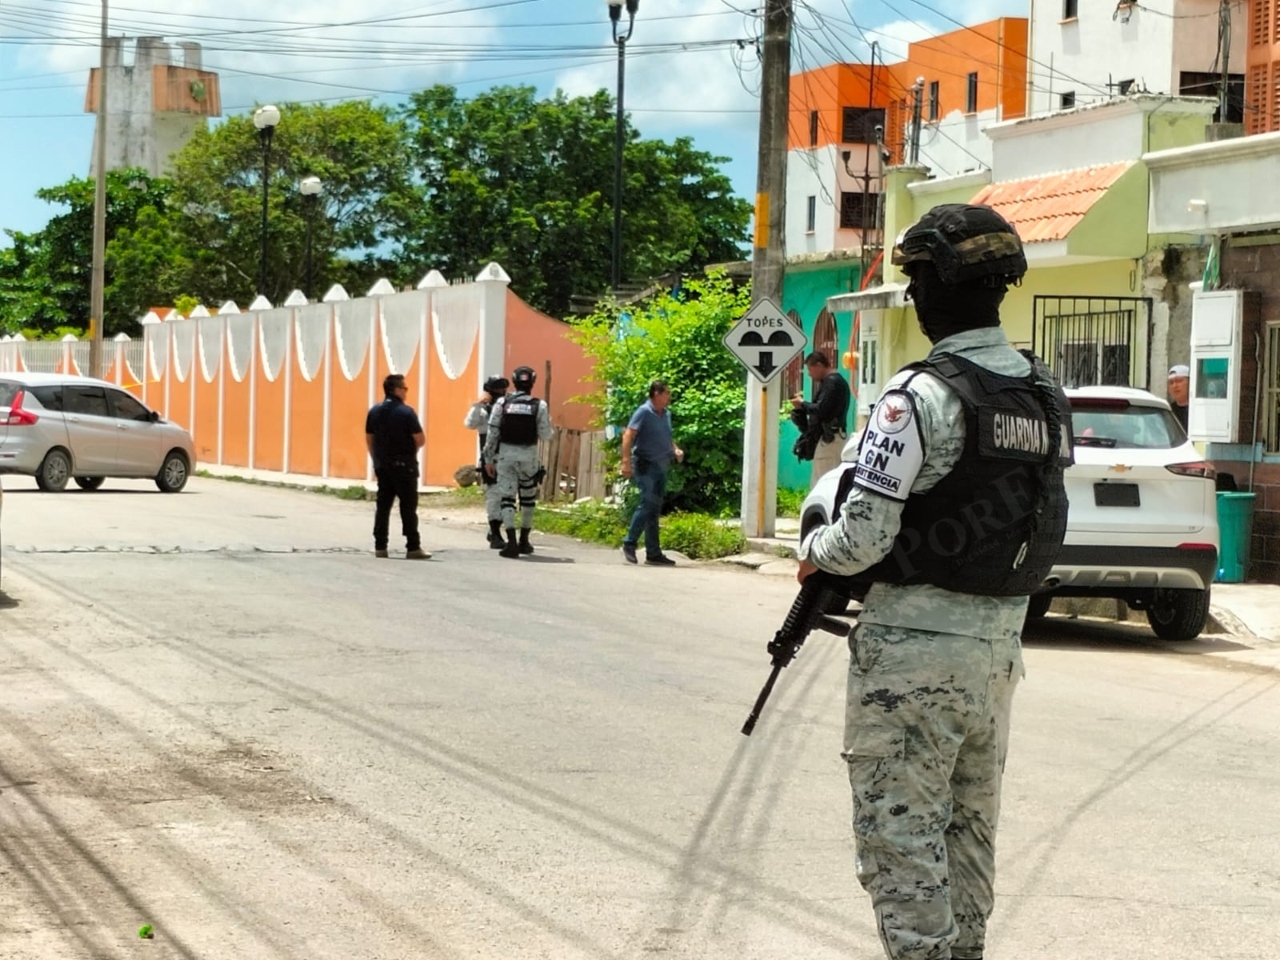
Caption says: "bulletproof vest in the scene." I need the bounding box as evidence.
[477,401,493,460]
[498,393,541,446]
[843,352,1070,597]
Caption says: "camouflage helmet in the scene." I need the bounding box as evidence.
[892,203,1027,287]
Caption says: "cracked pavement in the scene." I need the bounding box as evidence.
[1,475,1278,959]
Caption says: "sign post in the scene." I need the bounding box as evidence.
[724,297,808,538]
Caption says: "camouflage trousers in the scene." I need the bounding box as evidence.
[843,622,1023,960]
[481,471,503,523]
[495,444,541,531]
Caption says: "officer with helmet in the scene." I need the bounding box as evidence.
[484,365,554,558]
[797,204,1072,960]
[465,373,509,548]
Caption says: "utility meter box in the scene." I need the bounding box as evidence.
[1188,289,1251,443]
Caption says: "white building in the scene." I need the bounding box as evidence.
[1028,0,1246,120]
[85,37,222,178]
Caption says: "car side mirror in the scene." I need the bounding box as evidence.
[148,410,161,423]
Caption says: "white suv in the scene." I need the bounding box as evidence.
[800,386,1219,641]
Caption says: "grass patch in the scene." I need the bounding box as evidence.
[534,501,746,560]
[777,486,807,519]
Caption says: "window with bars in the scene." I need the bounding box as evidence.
[966,72,978,113]
[805,195,817,234]
[1265,324,1280,454]
[841,106,885,144]
[928,81,940,120]
[839,192,876,230]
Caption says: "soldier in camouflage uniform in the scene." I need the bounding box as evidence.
[797,204,1071,960]
[484,366,554,558]
[465,374,509,548]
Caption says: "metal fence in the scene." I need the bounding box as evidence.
[1032,296,1153,390]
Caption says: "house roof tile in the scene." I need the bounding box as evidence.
[969,161,1134,243]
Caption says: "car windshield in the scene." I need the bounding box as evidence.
[0,380,19,407]
[1071,402,1184,449]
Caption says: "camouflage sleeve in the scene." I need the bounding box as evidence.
[464,402,488,431]
[483,400,504,461]
[800,371,966,576]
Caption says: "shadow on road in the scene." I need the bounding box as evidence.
[1022,613,1255,656]
[0,590,18,610]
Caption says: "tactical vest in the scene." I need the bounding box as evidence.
[477,401,493,461]
[839,351,1070,597]
[499,393,541,446]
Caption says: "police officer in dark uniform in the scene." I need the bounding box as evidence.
[797,204,1071,960]
[365,373,429,560]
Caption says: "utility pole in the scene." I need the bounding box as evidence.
[741,0,792,539]
[88,0,109,380]
[908,77,925,165]
[859,41,879,280]
[1217,0,1231,123]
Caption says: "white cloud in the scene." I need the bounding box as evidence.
[14,0,506,112]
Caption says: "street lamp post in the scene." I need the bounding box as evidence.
[607,0,638,294]
[300,176,324,301]
[253,104,281,298]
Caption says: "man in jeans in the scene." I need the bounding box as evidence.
[621,380,683,566]
[365,373,430,560]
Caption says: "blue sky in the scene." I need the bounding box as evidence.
[0,0,1025,240]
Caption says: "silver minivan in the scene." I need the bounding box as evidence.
[0,373,196,493]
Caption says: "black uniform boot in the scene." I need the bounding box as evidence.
[488,519,504,548]
[499,529,521,559]
[518,528,534,555]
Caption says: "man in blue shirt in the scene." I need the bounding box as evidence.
[365,373,429,560]
[620,380,683,566]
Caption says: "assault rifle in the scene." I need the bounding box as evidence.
[741,572,855,736]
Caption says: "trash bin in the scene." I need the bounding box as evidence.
[1215,491,1256,584]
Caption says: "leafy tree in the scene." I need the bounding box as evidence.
[159,99,416,306]
[570,272,751,515]
[401,85,751,318]
[0,169,172,336]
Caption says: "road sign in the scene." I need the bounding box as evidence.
[723,298,808,384]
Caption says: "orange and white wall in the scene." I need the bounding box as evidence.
[0,265,599,488]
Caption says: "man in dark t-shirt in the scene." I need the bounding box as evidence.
[365,373,429,559]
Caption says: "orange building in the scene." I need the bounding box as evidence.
[1247,0,1280,134]
[786,18,1029,258]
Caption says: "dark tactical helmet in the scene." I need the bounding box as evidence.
[483,374,509,396]
[892,203,1027,288]
[512,365,536,390]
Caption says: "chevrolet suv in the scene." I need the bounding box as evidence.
[800,386,1219,641]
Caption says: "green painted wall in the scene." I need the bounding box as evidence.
[1068,164,1149,259]
[780,260,862,492]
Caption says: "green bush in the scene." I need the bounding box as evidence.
[777,487,807,518]
[569,271,751,516]
[658,513,746,560]
[534,500,745,560]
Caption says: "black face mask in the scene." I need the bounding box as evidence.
[907,265,1005,344]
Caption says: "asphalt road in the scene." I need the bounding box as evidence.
[1,477,1277,960]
